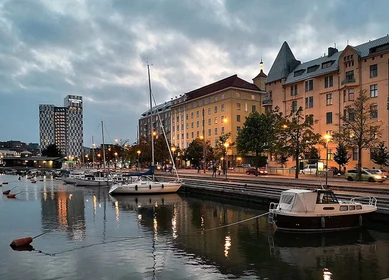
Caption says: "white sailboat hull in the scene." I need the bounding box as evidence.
[109,181,182,195]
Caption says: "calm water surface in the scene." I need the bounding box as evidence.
[1,174,389,280]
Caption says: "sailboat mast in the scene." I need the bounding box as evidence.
[101,121,106,172]
[92,135,95,168]
[147,64,155,169]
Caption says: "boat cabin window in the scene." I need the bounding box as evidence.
[280,194,294,204]
[340,206,348,211]
[316,191,339,204]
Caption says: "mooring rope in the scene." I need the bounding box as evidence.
[202,211,270,232]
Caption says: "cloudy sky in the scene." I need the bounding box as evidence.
[1,0,388,147]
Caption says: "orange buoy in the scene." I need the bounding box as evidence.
[10,237,33,248]
[7,194,16,198]
[3,190,10,195]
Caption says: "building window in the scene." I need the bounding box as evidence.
[370,126,379,139]
[292,101,298,112]
[251,95,255,100]
[370,64,378,78]
[196,111,199,117]
[326,112,333,124]
[346,70,354,82]
[291,85,298,96]
[208,129,211,136]
[196,131,199,137]
[370,104,378,118]
[214,106,218,113]
[306,114,314,125]
[237,103,241,111]
[252,105,256,112]
[208,119,211,125]
[348,89,354,101]
[305,96,313,108]
[236,92,241,98]
[237,126,241,133]
[197,121,200,127]
[221,94,225,99]
[191,122,194,128]
[245,103,248,112]
[352,148,358,161]
[370,84,378,97]
[237,115,241,122]
[191,132,194,138]
[221,127,225,134]
[348,109,355,121]
[324,75,333,88]
[221,104,225,112]
[191,112,194,119]
[214,117,218,124]
[305,80,313,92]
[343,90,346,102]
[208,108,211,115]
[326,93,333,105]
[214,128,218,135]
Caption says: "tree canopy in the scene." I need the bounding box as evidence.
[41,144,63,157]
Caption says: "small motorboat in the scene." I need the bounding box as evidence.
[268,188,377,232]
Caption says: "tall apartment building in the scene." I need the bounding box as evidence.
[265,34,389,168]
[39,95,83,158]
[170,73,267,165]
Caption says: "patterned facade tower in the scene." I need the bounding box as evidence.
[39,95,83,158]
[64,95,83,158]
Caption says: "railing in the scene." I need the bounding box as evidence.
[350,196,377,207]
[341,78,355,85]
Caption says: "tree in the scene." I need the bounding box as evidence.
[305,146,320,164]
[333,142,351,172]
[371,141,389,168]
[275,106,322,179]
[41,144,63,157]
[186,138,213,166]
[236,110,283,175]
[154,134,171,164]
[336,89,383,180]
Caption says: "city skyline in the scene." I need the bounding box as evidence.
[1,0,389,146]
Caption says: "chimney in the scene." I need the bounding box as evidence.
[328,47,338,57]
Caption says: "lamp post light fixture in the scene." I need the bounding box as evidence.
[323,134,332,188]
[224,142,229,180]
[137,150,141,170]
[171,146,176,168]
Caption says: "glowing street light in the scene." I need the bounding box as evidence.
[224,142,229,179]
[323,134,332,188]
[137,150,141,170]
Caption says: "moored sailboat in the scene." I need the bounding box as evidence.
[109,64,183,195]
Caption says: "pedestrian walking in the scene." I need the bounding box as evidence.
[212,165,217,177]
[197,165,200,173]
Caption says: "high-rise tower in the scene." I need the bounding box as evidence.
[39,95,83,158]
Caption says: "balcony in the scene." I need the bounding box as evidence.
[341,78,355,85]
[262,99,273,106]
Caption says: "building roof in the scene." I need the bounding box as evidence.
[185,74,260,102]
[253,69,267,80]
[269,34,389,86]
[140,100,173,117]
[266,42,301,83]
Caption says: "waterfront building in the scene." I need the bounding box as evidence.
[265,34,389,168]
[39,95,83,159]
[138,100,173,143]
[170,73,267,167]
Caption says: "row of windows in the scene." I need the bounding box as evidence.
[174,126,242,143]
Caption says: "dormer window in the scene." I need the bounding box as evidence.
[307,65,319,73]
[294,69,305,77]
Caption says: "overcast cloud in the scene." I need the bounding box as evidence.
[1,0,388,146]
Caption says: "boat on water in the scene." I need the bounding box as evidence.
[268,188,377,232]
[73,171,113,187]
[109,64,183,195]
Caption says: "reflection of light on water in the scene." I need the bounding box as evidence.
[93,196,97,214]
[50,185,54,200]
[224,235,231,258]
[43,185,47,201]
[69,194,73,200]
[323,268,332,280]
[138,214,142,222]
[200,215,204,234]
[172,206,177,239]
[153,210,158,241]
[115,201,119,222]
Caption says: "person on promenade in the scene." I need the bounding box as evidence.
[212,165,217,177]
[197,165,200,173]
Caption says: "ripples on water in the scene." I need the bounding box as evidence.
[1,174,389,280]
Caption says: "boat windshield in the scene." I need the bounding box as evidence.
[316,191,339,204]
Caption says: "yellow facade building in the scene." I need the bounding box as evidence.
[265,35,389,169]
[170,73,267,166]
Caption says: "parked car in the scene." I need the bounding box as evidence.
[345,169,386,182]
[300,164,317,175]
[246,167,268,175]
[368,169,388,179]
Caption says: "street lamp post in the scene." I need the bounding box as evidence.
[324,134,332,188]
[137,150,141,170]
[224,142,229,180]
[171,146,176,169]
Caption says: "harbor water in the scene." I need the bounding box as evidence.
[1,174,389,280]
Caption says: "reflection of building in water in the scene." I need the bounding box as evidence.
[41,188,86,240]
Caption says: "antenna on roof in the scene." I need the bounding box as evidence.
[347,40,349,45]
[334,43,336,49]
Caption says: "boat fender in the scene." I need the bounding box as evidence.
[359,215,363,226]
[135,185,138,191]
[149,185,151,189]
[162,184,164,189]
[321,217,325,228]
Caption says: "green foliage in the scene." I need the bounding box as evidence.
[335,89,383,180]
[41,144,63,157]
[236,109,283,169]
[215,132,232,159]
[333,142,350,168]
[275,106,322,178]
[371,141,389,167]
[154,134,171,163]
[305,146,320,164]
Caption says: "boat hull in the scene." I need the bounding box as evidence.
[74,179,111,187]
[273,212,374,232]
[109,182,182,195]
